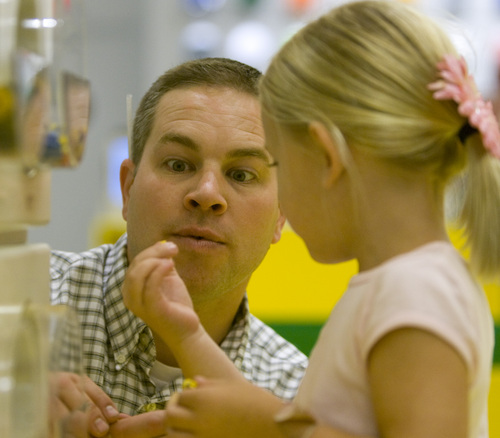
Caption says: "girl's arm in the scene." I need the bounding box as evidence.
[123,241,468,438]
[166,326,468,438]
[166,378,371,438]
[278,326,467,438]
[367,327,468,438]
[121,241,243,381]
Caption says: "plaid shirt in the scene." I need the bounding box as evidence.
[50,234,308,415]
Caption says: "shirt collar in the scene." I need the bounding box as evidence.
[102,234,151,369]
[220,296,251,372]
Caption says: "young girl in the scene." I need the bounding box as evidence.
[123,1,500,437]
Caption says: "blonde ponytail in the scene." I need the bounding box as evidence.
[460,137,500,280]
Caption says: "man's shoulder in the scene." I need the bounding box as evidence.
[50,235,128,307]
[247,314,308,365]
[51,245,112,278]
[50,235,127,279]
[243,314,308,400]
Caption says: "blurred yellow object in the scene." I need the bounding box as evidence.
[89,214,499,322]
[490,366,500,437]
[88,209,126,248]
[248,225,357,322]
[89,214,500,322]
[248,223,500,435]
[182,378,198,390]
[248,223,500,322]
[446,224,500,322]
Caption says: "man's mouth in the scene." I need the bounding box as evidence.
[172,227,225,245]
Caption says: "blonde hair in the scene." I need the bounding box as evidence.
[260,0,500,280]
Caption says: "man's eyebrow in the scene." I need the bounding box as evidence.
[157,134,272,164]
[227,148,272,163]
[157,133,199,151]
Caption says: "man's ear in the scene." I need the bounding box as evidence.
[308,121,344,188]
[271,207,287,244]
[120,158,136,221]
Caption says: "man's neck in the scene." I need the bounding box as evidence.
[153,293,245,368]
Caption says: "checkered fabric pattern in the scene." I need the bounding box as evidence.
[50,234,308,415]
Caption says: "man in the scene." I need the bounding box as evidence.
[51,58,308,437]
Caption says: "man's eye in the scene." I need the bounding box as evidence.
[165,159,191,173]
[229,169,256,183]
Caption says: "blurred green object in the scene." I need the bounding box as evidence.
[495,325,500,364]
[268,322,321,357]
[270,322,500,363]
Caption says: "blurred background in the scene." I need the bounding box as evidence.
[27,0,500,254]
[26,0,500,251]
[25,0,500,433]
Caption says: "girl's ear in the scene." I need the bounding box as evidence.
[308,121,344,187]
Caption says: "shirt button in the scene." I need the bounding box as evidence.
[144,403,157,412]
[116,354,126,364]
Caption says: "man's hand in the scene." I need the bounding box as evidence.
[50,372,120,437]
[108,411,169,438]
[122,241,200,347]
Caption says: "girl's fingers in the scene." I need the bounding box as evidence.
[123,258,170,309]
[165,402,199,434]
[142,259,176,306]
[123,240,179,313]
[130,241,178,266]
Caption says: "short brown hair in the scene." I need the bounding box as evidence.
[131,57,261,165]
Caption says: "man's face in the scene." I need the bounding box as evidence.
[121,86,284,304]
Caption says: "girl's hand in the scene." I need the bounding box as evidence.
[166,376,285,438]
[122,241,200,347]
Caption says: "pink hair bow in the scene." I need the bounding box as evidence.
[427,54,500,159]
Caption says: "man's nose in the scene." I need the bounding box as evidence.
[183,170,228,214]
